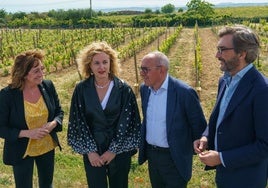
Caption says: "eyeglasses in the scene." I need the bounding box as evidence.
[139,65,161,74]
[217,47,234,54]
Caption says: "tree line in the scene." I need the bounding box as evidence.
[0,0,267,28]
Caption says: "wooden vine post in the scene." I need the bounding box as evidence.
[194,21,202,97]
[130,31,139,96]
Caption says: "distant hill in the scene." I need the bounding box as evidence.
[215,2,268,7]
[95,2,268,13]
[95,6,162,13]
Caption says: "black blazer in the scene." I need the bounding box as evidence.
[68,76,141,155]
[207,67,268,187]
[0,80,64,165]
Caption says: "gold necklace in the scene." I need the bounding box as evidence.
[95,81,110,89]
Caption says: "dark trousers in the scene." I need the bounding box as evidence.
[83,152,131,188]
[147,146,187,188]
[13,150,55,188]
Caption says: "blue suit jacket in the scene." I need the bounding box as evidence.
[138,76,207,181]
[207,66,268,187]
[0,80,64,165]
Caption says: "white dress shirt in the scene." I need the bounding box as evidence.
[146,75,169,148]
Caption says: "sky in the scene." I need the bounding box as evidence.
[1,0,267,13]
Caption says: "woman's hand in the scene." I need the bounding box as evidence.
[18,120,57,139]
[19,127,49,139]
[88,152,105,167]
[42,120,57,133]
[100,151,116,165]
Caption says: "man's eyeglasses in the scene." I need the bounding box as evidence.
[217,47,234,54]
[139,66,161,74]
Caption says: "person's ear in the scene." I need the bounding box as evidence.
[238,51,247,59]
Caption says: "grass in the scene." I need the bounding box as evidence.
[215,6,268,18]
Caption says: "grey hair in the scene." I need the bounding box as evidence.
[145,51,169,70]
[218,25,260,64]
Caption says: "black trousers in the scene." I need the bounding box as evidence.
[13,150,55,188]
[83,152,131,188]
[147,146,187,188]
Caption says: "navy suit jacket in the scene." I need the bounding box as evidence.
[0,80,64,165]
[138,76,207,181]
[207,66,268,187]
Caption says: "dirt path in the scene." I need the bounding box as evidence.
[165,27,221,119]
[168,28,196,86]
[198,28,223,119]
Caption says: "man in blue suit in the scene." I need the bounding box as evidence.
[138,51,207,187]
[194,25,268,188]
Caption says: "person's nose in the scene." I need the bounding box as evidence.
[99,63,105,69]
[38,69,45,76]
[139,70,145,77]
[215,51,221,58]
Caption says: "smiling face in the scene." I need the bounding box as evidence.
[90,52,111,80]
[24,60,45,87]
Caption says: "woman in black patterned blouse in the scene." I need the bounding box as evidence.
[67,41,141,188]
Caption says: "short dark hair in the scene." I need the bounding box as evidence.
[218,25,260,64]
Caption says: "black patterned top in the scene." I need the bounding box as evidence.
[67,76,141,155]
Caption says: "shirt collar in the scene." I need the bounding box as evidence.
[149,74,169,93]
[223,63,253,86]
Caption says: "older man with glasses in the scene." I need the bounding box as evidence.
[138,51,207,188]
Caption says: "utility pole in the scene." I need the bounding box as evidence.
[90,0,92,18]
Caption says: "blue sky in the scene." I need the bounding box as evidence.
[1,0,267,13]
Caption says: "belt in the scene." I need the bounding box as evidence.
[147,143,169,152]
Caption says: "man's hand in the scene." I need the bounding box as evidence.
[199,150,222,167]
[193,136,208,154]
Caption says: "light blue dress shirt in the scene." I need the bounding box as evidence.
[146,75,169,148]
[217,63,253,166]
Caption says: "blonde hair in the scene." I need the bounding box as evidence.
[77,41,120,79]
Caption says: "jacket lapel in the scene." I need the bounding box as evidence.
[141,85,151,119]
[105,77,122,110]
[39,83,51,113]
[222,67,256,120]
[13,89,26,126]
[208,78,226,126]
[166,77,176,133]
[215,79,226,108]
[84,78,107,119]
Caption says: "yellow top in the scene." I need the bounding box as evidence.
[23,96,57,158]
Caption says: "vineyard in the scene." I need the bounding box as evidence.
[0,22,268,187]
